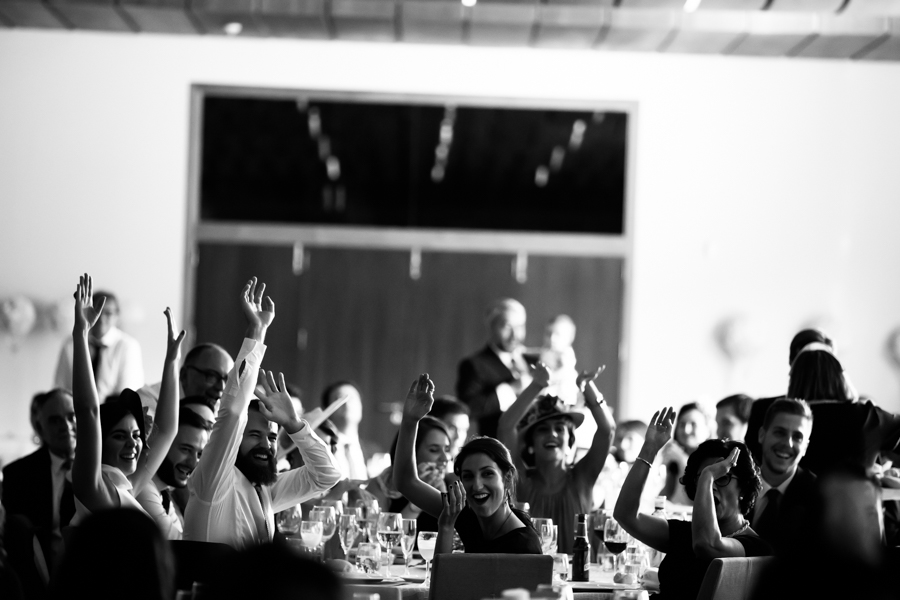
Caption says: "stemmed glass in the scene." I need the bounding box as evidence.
[400,518,417,576]
[338,513,360,559]
[604,516,630,572]
[276,504,302,536]
[311,506,337,559]
[533,518,554,554]
[417,531,438,586]
[356,542,381,575]
[300,520,324,553]
[356,498,380,544]
[376,512,402,577]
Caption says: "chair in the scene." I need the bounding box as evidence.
[428,553,553,600]
[169,540,237,591]
[695,556,775,600]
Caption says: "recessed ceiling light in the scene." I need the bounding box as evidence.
[223,22,243,35]
[461,0,476,7]
[683,0,701,13]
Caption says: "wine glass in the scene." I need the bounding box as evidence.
[276,504,302,536]
[604,516,630,572]
[417,531,438,586]
[356,542,381,575]
[300,520,323,551]
[400,518,417,576]
[319,499,344,518]
[356,498,380,543]
[311,506,337,542]
[338,513,360,558]
[376,512,402,577]
[533,518,554,554]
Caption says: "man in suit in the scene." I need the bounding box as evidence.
[751,398,817,552]
[2,389,77,571]
[456,298,531,438]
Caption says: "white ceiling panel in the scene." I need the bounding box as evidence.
[794,13,889,58]
[533,5,605,48]
[331,0,396,41]
[728,10,816,56]
[469,3,535,46]
[0,0,68,27]
[843,0,900,16]
[191,0,266,36]
[48,0,135,30]
[768,0,843,11]
[120,0,200,34]
[598,8,676,51]
[663,10,747,53]
[400,1,463,44]
[255,0,328,39]
[696,0,765,9]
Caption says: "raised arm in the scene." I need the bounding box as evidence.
[691,448,748,558]
[392,374,444,518]
[497,362,550,470]
[131,308,185,495]
[573,367,615,481]
[614,408,674,553]
[70,274,117,512]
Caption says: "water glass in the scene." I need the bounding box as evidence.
[356,542,381,575]
[376,512,401,576]
[552,553,569,582]
[338,514,360,557]
[356,498,380,544]
[300,520,323,550]
[533,518,554,554]
[312,506,337,542]
[276,504,302,536]
[417,531,438,585]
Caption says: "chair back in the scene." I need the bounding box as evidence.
[169,540,237,591]
[696,556,775,600]
[429,553,553,600]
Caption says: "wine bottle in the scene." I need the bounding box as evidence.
[571,514,590,582]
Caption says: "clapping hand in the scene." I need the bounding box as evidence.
[402,373,435,423]
[530,362,551,389]
[240,277,275,330]
[256,369,302,433]
[73,273,105,335]
[644,407,676,454]
[577,365,606,391]
[164,307,186,364]
[438,479,466,530]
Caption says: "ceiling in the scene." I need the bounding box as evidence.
[2,0,900,61]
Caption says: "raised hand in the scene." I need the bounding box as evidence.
[402,373,435,423]
[438,479,466,530]
[700,447,740,483]
[240,277,275,330]
[72,273,106,335]
[530,362,551,389]
[643,407,676,454]
[255,369,302,432]
[164,307,186,364]
[577,365,606,391]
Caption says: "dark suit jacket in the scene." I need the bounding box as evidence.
[456,346,515,438]
[1,446,71,562]
[757,466,817,554]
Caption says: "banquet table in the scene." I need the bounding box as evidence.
[341,562,650,600]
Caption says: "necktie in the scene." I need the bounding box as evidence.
[60,459,76,526]
[161,489,171,514]
[91,342,105,384]
[754,488,782,541]
[254,484,270,541]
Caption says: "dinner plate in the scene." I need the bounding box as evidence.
[343,573,384,584]
[401,575,426,583]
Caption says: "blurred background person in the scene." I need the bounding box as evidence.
[659,401,713,506]
[319,381,371,480]
[715,394,753,442]
[427,396,471,462]
[539,314,579,406]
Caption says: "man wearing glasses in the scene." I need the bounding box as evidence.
[180,343,234,421]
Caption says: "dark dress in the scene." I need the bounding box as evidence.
[656,520,771,600]
[452,506,542,554]
[518,466,593,554]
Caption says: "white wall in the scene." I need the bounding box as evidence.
[2,29,900,463]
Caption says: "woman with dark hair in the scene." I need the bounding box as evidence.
[614,408,770,600]
[497,363,614,553]
[659,401,712,506]
[70,274,184,522]
[50,509,174,600]
[787,343,900,475]
[394,374,541,554]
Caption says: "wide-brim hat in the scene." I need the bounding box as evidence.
[517,395,585,437]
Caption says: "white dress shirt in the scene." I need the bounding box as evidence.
[55,326,144,400]
[334,432,369,480]
[136,479,183,540]
[752,469,797,526]
[183,338,341,548]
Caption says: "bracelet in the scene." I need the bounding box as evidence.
[635,457,653,468]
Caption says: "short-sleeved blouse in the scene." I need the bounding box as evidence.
[517,466,593,554]
[453,506,542,554]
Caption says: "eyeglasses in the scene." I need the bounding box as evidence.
[712,473,734,488]
[186,365,228,386]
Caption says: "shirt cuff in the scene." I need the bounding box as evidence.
[288,420,315,446]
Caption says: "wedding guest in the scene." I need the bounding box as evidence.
[428,396,471,459]
[659,402,712,506]
[457,299,531,437]
[69,274,184,524]
[48,509,174,600]
[320,381,369,480]
[497,363,614,553]
[54,289,143,402]
[180,343,234,410]
[539,315,580,405]
[615,409,770,600]
[715,394,753,442]
[136,408,211,539]
[2,389,76,570]
[182,278,341,548]
[395,374,541,554]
